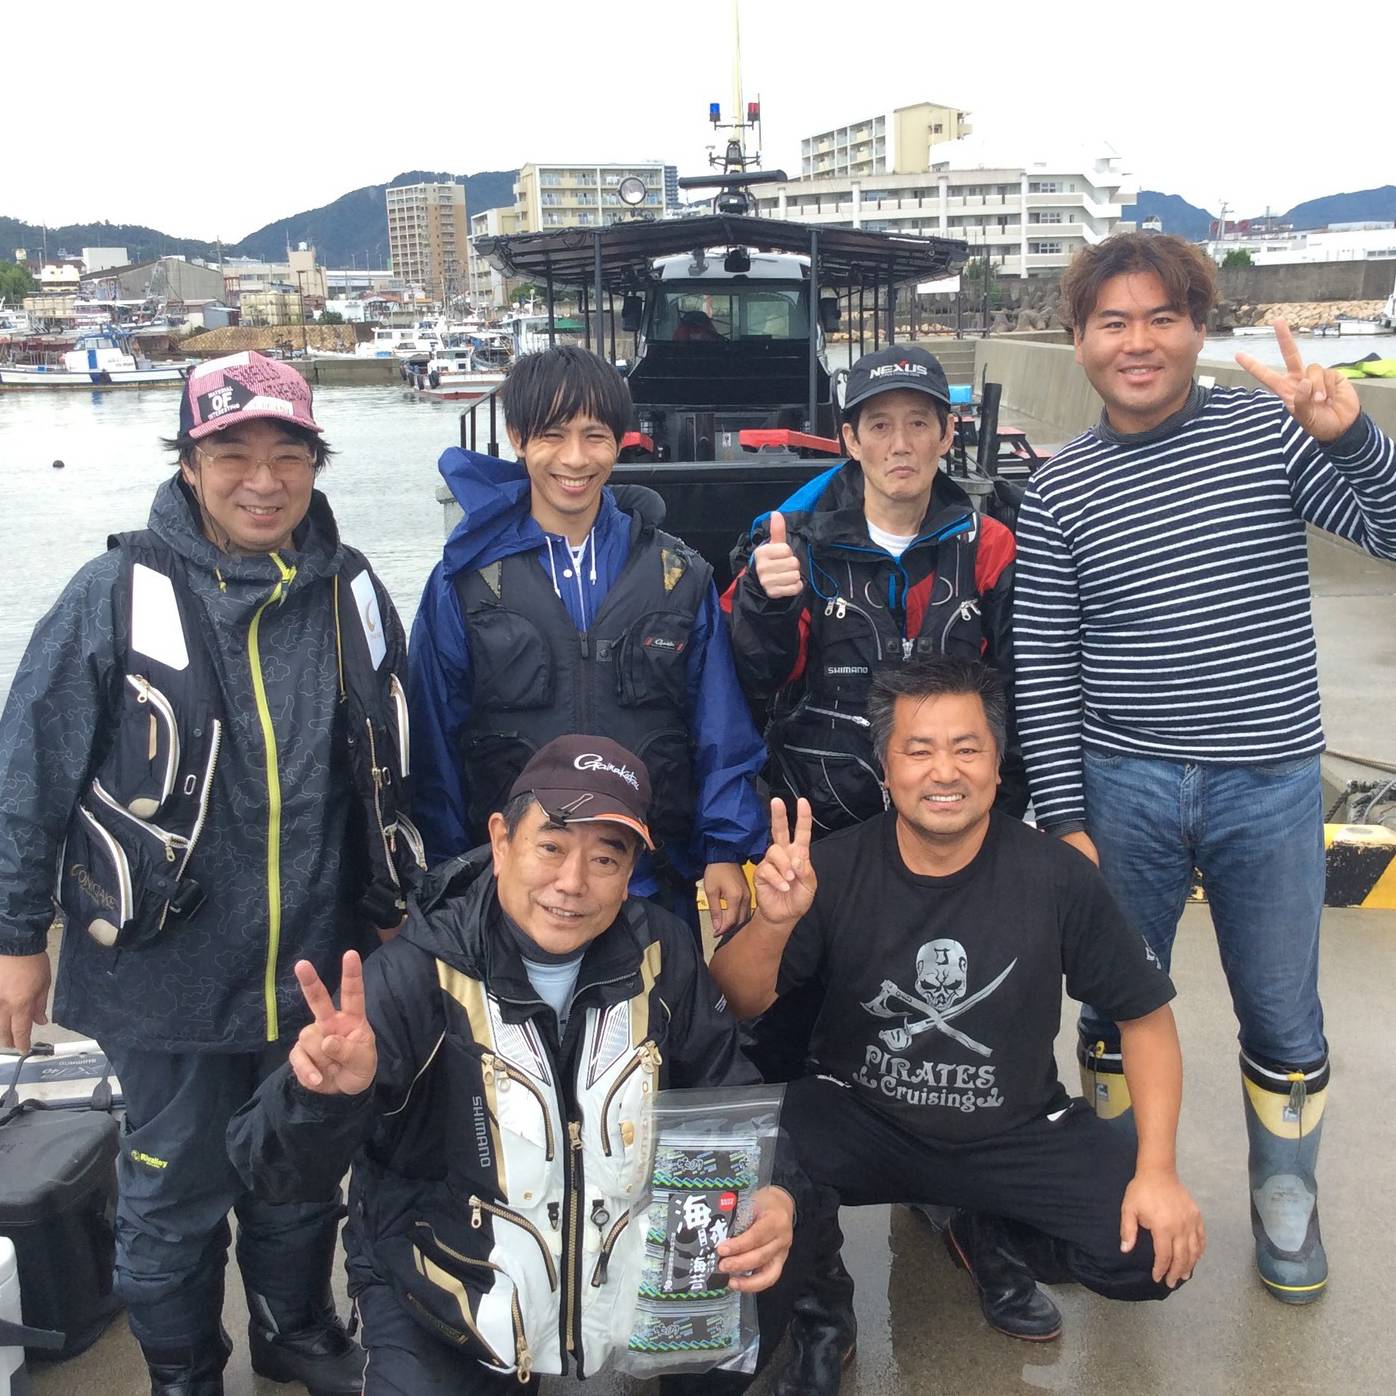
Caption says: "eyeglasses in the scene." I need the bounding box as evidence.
[194,444,315,480]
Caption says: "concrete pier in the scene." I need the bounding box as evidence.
[973,335,1396,444]
[28,899,1396,1395]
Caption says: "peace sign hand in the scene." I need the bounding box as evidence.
[753,798,817,926]
[289,951,377,1096]
[1235,320,1361,443]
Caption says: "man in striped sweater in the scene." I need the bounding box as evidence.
[1013,232,1396,1306]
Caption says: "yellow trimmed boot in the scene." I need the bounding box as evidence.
[1240,1051,1329,1304]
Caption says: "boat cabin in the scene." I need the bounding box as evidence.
[469,213,971,581]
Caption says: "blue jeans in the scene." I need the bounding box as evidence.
[1079,750,1327,1067]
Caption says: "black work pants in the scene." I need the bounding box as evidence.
[783,1076,1174,1302]
[104,1041,344,1347]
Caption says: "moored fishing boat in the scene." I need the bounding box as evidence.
[0,329,193,388]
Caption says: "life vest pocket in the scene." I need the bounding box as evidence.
[467,608,555,712]
[615,612,692,709]
[632,729,694,855]
[60,790,191,948]
[768,716,888,835]
[108,674,181,820]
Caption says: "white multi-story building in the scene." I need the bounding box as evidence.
[513,162,666,231]
[757,137,1135,280]
[1204,223,1396,265]
[468,205,527,309]
[801,101,972,180]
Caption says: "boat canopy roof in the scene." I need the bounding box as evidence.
[475,215,968,293]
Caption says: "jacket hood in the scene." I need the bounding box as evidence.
[147,473,344,586]
[438,447,648,582]
[745,459,975,554]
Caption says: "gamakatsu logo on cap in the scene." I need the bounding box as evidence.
[575,753,641,791]
[868,360,928,379]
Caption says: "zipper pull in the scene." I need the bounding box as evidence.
[547,1201,561,1231]
[469,1198,483,1230]
[836,598,847,619]
[481,1054,496,1087]
[515,1337,533,1383]
[824,598,834,617]
[902,638,913,660]
[568,1120,582,1151]
[133,676,150,704]
[163,838,176,864]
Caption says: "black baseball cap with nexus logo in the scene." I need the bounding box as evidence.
[842,344,952,419]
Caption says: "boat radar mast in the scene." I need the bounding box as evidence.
[677,100,786,215]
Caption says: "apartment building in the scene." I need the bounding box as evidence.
[801,101,973,180]
[759,137,1134,279]
[385,181,469,303]
[512,162,666,232]
[468,204,528,309]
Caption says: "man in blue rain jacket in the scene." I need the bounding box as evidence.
[409,345,768,936]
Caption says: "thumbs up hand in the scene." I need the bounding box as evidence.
[753,511,804,599]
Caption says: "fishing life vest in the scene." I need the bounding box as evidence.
[55,531,424,952]
[452,520,709,860]
[769,513,984,834]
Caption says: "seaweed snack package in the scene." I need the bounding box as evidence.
[614,1084,784,1378]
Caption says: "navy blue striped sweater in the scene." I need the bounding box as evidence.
[1013,386,1396,831]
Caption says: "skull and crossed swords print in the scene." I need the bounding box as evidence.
[862,940,1018,1057]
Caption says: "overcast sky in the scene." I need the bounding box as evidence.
[7,0,1392,245]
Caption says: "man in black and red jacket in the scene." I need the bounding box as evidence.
[723,344,1023,837]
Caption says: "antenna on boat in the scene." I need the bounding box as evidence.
[680,0,783,215]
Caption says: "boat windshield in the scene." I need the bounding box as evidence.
[651,284,809,343]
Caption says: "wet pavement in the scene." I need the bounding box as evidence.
[24,899,1396,1396]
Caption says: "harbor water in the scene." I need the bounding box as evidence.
[4,329,1391,703]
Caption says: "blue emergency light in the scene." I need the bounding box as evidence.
[709,102,721,123]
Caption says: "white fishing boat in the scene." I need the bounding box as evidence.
[0,329,193,387]
[1310,316,1389,338]
[401,345,506,402]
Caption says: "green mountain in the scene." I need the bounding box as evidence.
[233,170,518,266]
[1282,186,1396,230]
[0,170,518,275]
[0,216,222,267]
[1134,191,1214,241]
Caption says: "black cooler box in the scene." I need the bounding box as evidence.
[0,1105,122,1358]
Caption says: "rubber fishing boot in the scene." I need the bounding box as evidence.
[140,1326,232,1396]
[1078,1030,1136,1145]
[1241,1051,1330,1304]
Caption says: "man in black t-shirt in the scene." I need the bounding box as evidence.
[712,657,1204,1387]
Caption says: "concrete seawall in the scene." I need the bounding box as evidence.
[972,336,1396,443]
[285,357,403,386]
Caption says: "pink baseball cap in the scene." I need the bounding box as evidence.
[180,351,322,441]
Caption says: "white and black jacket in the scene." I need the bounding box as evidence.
[228,851,794,1380]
